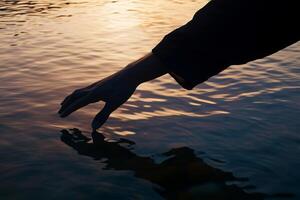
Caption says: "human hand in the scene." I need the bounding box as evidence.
[58,53,166,130]
[58,72,137,130]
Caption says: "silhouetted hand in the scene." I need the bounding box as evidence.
[58,53,167,130]
[58,72,137,130]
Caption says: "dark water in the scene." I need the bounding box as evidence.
[0,0,300,199]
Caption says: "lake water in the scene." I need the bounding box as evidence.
[0,0,300,199]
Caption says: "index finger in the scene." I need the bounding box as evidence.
[59,94,92,117]
[59,90,88,114]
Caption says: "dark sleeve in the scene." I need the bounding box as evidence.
[152,0,299,90]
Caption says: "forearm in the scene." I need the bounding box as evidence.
[116,53,168,87]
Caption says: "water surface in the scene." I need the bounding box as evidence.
[0,0,300,199]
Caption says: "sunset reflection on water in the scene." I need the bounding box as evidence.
[0,0,300,199]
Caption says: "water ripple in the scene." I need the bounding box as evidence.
[0,0,299,199]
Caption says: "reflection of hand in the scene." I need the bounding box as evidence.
[58,72,137,130]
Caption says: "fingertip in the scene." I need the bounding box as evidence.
[57,112,63,118]
[59,112,68,118]
[91,120,99,131]
[91,115,106,131]
[58,106,72,117]
[58,104,67,114]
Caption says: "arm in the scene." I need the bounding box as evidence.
[59,0,299,130]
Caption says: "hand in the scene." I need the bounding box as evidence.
[58,53,167,130]
[58,72,138,130]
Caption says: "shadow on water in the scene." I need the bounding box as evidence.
[60,128,270,200]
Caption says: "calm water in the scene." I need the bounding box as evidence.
[0,0,300,199]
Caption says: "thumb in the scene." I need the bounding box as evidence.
[91,103,116,131]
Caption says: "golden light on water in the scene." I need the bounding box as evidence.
[1,0,300,199]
